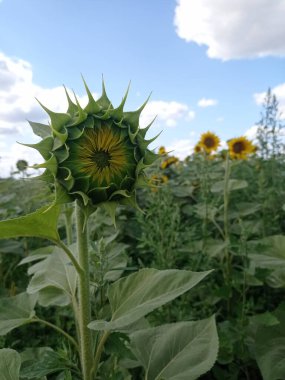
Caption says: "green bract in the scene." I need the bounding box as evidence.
[26,79,158,209]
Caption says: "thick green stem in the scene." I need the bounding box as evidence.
[76,201,93,380]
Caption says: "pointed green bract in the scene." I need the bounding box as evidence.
[28,78,158,208]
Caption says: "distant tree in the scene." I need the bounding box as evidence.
[256,88,284,158]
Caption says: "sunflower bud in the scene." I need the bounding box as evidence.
[25,79,158,209]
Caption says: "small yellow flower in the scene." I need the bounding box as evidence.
[194,144,202,154]
[228,136,255,159]
[161,175,168,183]
[199,131,220,153]
[160,156,179,169]
[150,174,168,192]
[160,160,168,170]
[158,146,166,155]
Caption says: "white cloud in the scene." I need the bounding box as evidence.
[198,98,218,107]
[174,0,285,60]
[0,52,98,177]
[245,125,259,140]
[167,139,195,159]
[140,100,194,128]
[254,83,285,119]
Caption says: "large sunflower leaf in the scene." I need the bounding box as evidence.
[0,293,37,336]
[88,268,212,331]
[129,316,218,380]
[0,349,21,380]
[24,245,77,307]
[0,205,60,242]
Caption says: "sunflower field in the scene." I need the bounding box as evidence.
[0,84,285,380]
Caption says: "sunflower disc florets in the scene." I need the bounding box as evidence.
[25,79,158,209]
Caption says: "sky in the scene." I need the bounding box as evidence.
[0,0,285,177]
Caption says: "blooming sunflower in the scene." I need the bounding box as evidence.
[25,78,158,209]
[227,136,255,159]
[199,131,220,154]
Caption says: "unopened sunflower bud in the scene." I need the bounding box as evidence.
[25,79,159,209]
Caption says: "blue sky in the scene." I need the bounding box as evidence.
[0,0,285,176]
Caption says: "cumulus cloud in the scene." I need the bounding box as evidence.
[254,83,285,119]
[174,0,285,60]
[140,100,194,128]
[0,52,98,177]
[245,125,259,140]
[198,98,218,107]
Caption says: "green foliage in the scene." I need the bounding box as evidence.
[0,348,21,380]
[249,304,285,380]
[129,316,218,380]
[89,268,212,331]
[1,92,285,379]
[0,293,37,336]
[0,205,60,242]
[19,246,77,307]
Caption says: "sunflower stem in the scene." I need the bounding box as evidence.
[76,201,93,380]
[223,153,232,314]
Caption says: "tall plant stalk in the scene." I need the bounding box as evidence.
[76,201,93,380]
[223,153,232,313]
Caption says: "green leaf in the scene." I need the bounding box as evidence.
[211,179,248,193]
[88,268,212,331]
[253,304,285,380]
[267,269,285,288]
[24,245,77,307]
[0,205,60,242]
[0,293,37,335]
[20,349,71,379]
[0,348,21,380]
[129,316,218,380]
[249,312,279,327]
[249,235,285,269]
